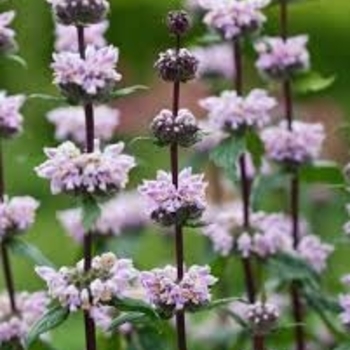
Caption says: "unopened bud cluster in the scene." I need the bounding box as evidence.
[166,10,191,36]
[47,0,109,25]
[151,109,200,147]
[246,301,279,335]
[155,48,198,83]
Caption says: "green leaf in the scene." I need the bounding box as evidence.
[111,85,148,98]
[110,298,159,320]
[201,297,240,312]
[209,135,246,183]
[8,238,55,267]
[294,71,336,95]
[81,195,101,231]
[299,161,345,185]
[245,130,265,169]
[108,312,147,331]
[26,305,69,347]
[268,253,320,288]
[195,33,222,45]
[7,54,27,69]
[27,94,65,102]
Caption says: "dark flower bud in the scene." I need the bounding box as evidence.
[154,48,198,82]
[246,301,279,335]
[151,109,201,148]
[166,10,191,36]
[50,0,110,25]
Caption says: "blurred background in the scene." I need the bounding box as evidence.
[1,0,350,349]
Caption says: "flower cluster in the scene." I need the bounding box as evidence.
[0,291,49,346]
[155,48,199,83]
[246,301,279,335]
[202,203,333,273]
[47,0,110,25]
[47,105,120,144]
[0,11,17,54]
[35,140,136,195]
[140,265,217,315]
[261,121,325,167]
[200,89,276,132]
[166,10,192,36]
[0,196,39,240]
[255,35,310,80]
[52,45,122,103]
[138,168,207,226]
[58,191,150,242]
[36,253,137,312]
[0,92,25,138]
[193,44,235,79]
[200,0,269,40]
[151,109,200,147]
[54,21,109,52]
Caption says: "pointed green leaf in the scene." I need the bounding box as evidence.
[28,94,65,102]
[7,54,27,69]
[108,312,147,331]
[245,130,264,169]
[209,135,246,183]
[294,71,335,95]
[110,298,159,320]
[8,238,55,267]
[26,305,69,347]
[111,85,148,99]
[299,161,345,185]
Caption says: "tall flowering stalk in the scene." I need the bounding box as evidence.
[36,1,135,350]
[139,10,217,350]
[198,1,276,348]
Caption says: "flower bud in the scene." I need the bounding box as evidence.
[49,0,110,25]
[246,301,279,335]
[155,48,198,82]
[151,109,200,148]
[166,10,191,36]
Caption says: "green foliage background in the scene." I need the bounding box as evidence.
[0,0,350,349]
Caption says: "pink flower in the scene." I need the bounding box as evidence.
[0,196,39,240]
[261,121,325,165]
[200,0,270,39]
[200,89,276,132]
[0,291,49,345]
[0,92,25,138]
[297,235,333,273]
[47,105,120,144]
[138,168,207,226]
[52,45,121,102]
[58,191,150,242]
[193,44,235,79]
[0,11,17,53]
[36,253,137,313]
[55,21,109,52]
[140,265,217,313]
[255,35,310,80]
[35,140,136,195]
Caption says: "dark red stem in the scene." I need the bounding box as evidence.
[170,33,188,350]
[0,140,17,313]
[279,2,306,348]
[234,37,263,350]
[76,24,97,350]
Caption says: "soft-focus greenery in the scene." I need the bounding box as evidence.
[0,0,350,349]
